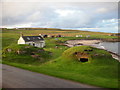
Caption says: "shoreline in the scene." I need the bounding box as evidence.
[65,39,120,62]
[66,40,102,46]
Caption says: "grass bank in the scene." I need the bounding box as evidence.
[3,45,119,88]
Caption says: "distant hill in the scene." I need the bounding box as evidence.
[1,27,114,34]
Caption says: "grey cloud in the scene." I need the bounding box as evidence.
[1,2,118,32]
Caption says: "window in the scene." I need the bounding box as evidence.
[33,43,35,46]
[27,37,30,40]
[38,37,41,39]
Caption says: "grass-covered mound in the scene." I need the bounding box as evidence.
[37,46,119,88]
[2,44,51,64]
[62,46,116,64]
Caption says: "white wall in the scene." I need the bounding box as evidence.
[34,41,45,48]
[18,37,25,44]
[26,41,45,48]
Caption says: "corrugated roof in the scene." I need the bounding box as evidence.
[22,36,44,42]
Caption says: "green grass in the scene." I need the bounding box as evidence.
[2,29,119,88]
[2,29,117,48]
[3,55,118,88]
[2,44,52,64]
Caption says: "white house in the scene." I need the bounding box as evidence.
[76,35,83,37]
[18,34,45,48]
[86,35,90,38]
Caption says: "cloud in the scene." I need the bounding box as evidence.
[53,9,92,28]
[1,2,118,33]
[2,0,119,2]
[96,8,108,13]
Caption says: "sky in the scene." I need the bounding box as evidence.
[0,0,119,33]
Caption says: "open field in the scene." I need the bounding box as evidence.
[2,28,118,48]
[2,28,119,88]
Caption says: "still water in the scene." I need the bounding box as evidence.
[96,42,119,55]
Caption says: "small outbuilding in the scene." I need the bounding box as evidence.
[43,35,48,38]
[56,35,62,37]
[18,34,45,48]
[76,35,83,37]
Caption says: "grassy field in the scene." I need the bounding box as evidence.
[2,29,119,88]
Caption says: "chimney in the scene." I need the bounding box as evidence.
[20,32,23,37]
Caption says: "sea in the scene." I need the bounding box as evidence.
[93,42,120,55]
